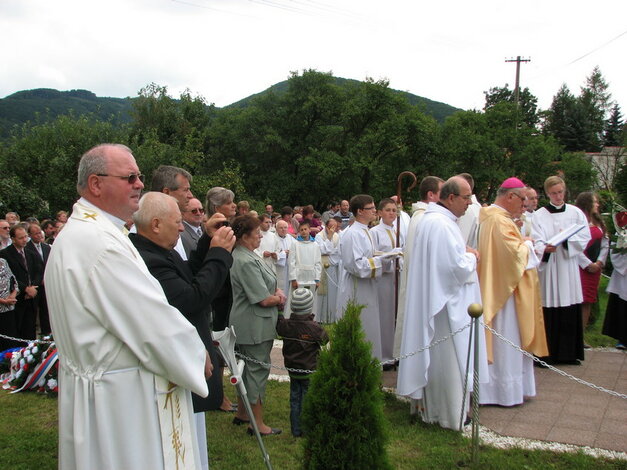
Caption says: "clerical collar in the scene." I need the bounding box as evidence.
[546,203,566,213]
[431,202,457,221]
[78,197,127,231]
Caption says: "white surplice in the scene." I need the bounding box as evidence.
[395,201,428,357]
[314,229,341,323]
[479,238,540,406]
[45,199,208,470]
[337,221,386,360]
[457,194,481,248]
[370,222,401,363]
[286,238,322,317]
[532,204,590,307]
[254,229,281,274]
[608,250,627,300]
[276,234,295,294]
[396,203,488,430]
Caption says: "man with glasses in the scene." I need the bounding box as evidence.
[456,173,482,249]
[181,198,205,258]
[150,165,194,261]
[0,220,11,249]
[397,176,487,430]
[44,144,210,470]
[477,177,548,407]
[337,194,399,361]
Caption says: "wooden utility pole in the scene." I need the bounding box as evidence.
[505,56,531,106]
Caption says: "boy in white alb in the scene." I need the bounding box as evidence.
[287,220,322,317]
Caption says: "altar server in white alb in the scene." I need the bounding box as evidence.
[275,219,295,294]
[45,144,210,470]
[370,198,403,366]
[337,194,397,360]
[397,176,487,430]
[395,176,443,357]
[314,218,341,323]
[288,220,322,316]
[532,175,590,365]
[477,177,549,407]
[255,213,282,275]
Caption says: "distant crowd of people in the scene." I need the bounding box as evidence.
[0,143,626,469]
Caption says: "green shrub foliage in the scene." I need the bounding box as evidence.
[301,301,392,470]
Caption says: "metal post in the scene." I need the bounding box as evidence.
[467,303,483,465]
[213,328,274,470]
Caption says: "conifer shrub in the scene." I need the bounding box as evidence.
[301,301,392,470]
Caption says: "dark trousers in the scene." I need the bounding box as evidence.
[289,378,310,437]
[37,287,51,336]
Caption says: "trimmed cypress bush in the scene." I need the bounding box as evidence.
[301,301,392,470]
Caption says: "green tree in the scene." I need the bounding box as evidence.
[302,301,392,470]
[556,152,596,199]
[0,113,126,214]
[484,84,539,128]
[604,104,624,147]
[0,176,49,219]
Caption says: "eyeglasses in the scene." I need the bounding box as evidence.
[362,206,377,211]
[512,191,527,202]
[456,194,473,201]
[96,173,145,184]
[190,208,205,215]
[0,226,9,230]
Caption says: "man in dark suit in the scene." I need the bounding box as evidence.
[128,192,235,468]
[0,225,42,341]
[25,223,52,335]
[181,197,205,258]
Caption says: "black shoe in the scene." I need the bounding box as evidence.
[463,417,472,426]
[232,416,250,425]
[247,427,282,436]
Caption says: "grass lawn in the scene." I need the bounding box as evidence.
[1,378,625,469]
[0,285,622,469]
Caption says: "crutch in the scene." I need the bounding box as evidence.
[212,327,274,470]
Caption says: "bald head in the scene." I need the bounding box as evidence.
[275,219,289,237]
[439,176,472,218]
[133,192,183,250]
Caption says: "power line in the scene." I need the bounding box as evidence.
[567,28,627,65]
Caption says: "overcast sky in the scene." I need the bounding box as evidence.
[1,0,626,113]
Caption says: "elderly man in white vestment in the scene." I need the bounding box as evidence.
[44,144,210,470]
[275,220,294,293]
[255,213,282,274]
[397,176,488,430]
[477,177,549,407]
[395,176,443,357]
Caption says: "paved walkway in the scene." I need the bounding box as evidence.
[270,344,627,454]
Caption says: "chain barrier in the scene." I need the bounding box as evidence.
[235,321,473,374]
[483,323,627,400]
[0,333,54,345]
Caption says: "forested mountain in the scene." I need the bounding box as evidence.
[0,78,460,138]
[227,77,460,122]
[1,68,622,218]
[0,89,133,138]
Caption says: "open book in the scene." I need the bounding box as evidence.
[546,223,585,246]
